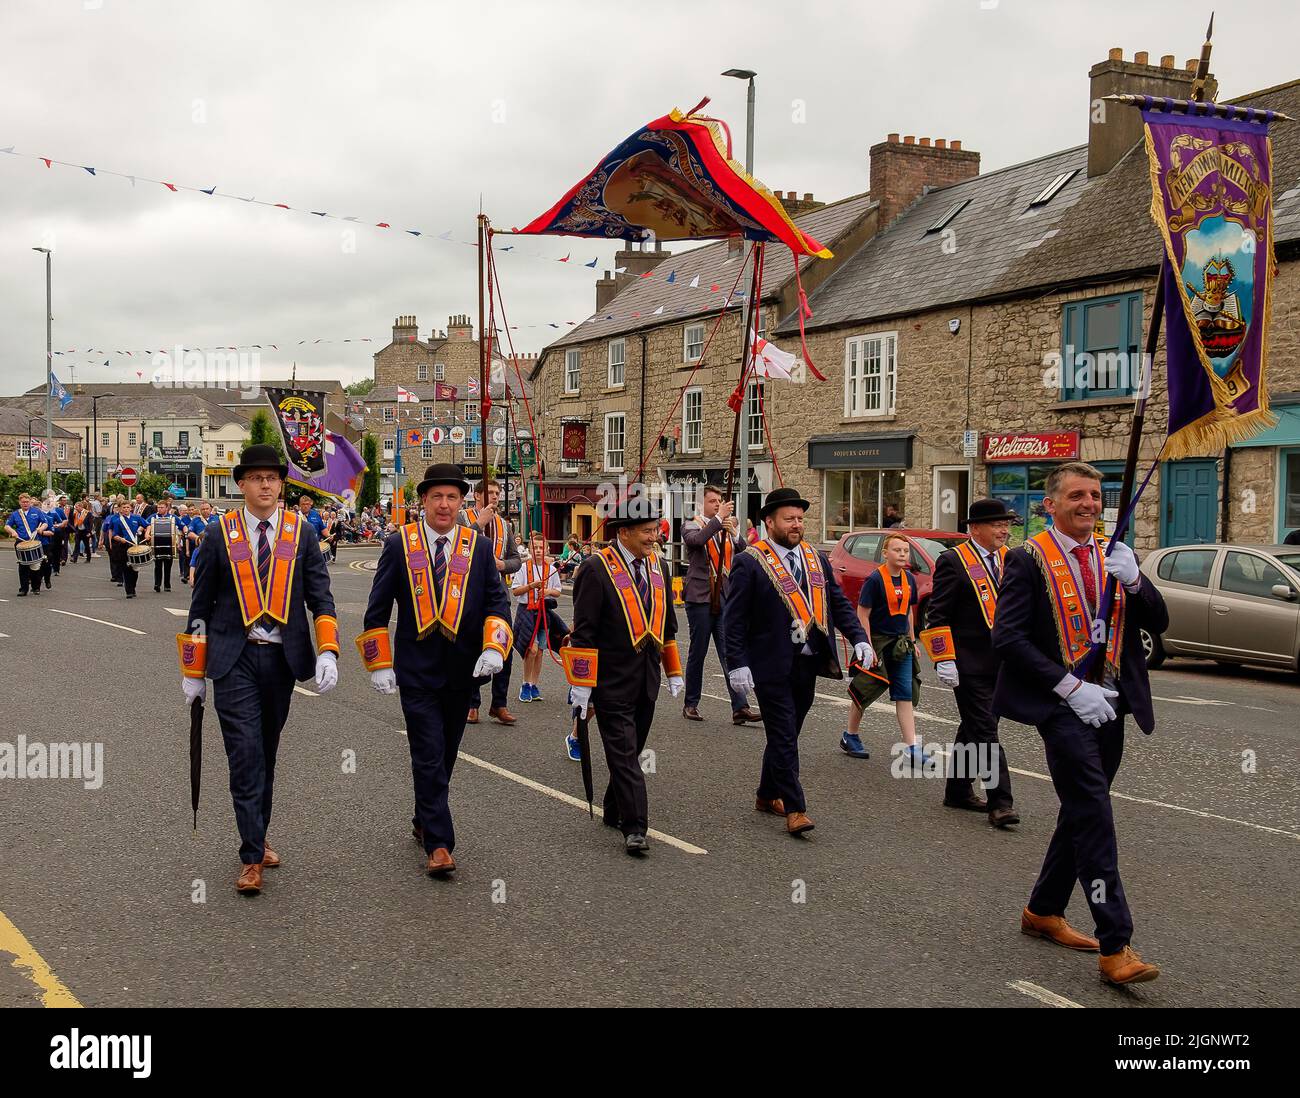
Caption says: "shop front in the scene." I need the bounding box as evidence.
[148,459,202,498]
[1228,396,1300,542]
[808,432,912,545]
[541,479,601,550]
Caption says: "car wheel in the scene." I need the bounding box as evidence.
[1140,628,1166,670]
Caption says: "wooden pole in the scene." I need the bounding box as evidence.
[478,214,489,501]
[725,243,762,511]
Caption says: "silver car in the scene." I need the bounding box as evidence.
[1140,544,1300,673]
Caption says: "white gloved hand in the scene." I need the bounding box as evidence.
[314,651,338,693]
[1066,682,1120,727]
[1104,542,1140,587]
[853,641,876,668]
[667,675,683,698]
[729,666,755,695]
[182,677,206,706]
[473,649,504,678]
[568,684,592,718]
[370,668,398,694]
[936,661,960,689]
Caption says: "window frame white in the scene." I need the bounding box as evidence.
[463,436,481,461]
[683,324,705,363]
[604,412,626,472]
[382,437,395,457]
[435,362,445,381]
[464,402,480,423]
[383,407,396,424]
[417,363,428,382]
[421,439,434,460]
[564,348,581,394]
[683,387,703,454]
[57,442,67,461]
[17,439,32,459]
[420,405,434,422]
[746,379,765,451]
[843,331,898,419]
[608,339,626,389]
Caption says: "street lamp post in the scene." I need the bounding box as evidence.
[32,247,53,491]
[722,68,757,529]
[26,416,38,471]
[90,393,110,491]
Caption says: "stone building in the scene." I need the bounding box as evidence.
[0,409,81,479]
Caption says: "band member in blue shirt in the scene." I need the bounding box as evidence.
[104,500,146,598]
[5,493,51,595]
[296,493,326,538]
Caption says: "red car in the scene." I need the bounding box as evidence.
[826,528,969,629]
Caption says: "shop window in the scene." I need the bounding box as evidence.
[1060,293,1143,401]
[823,469,907,542]
[1283,449,1300,536]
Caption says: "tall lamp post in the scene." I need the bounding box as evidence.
[90,393,111,491]
[26,416,39,471]
[32,247,53,491]
[722,68,757,529]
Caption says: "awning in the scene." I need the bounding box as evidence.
[1230,402,1300,449]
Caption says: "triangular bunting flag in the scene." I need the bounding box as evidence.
[83,166,95,175]
[666,271,676,283]
[689,275,700,289]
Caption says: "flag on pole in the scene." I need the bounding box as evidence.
[396,386,419,403]
[749,337,797,380]
[29,437,48,456]
[49,371,72,410]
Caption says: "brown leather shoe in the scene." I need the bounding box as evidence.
[1020,907,1100,951]
[1100,946,1160,985]
[682,706,704,721]
[943,793,988,812]
[236,863,263,894]
[488,706,517,726]
[426,848,456,876]
[989,806,1021,828]
[786,811,815,835]
[261,844,281,868]
[467,708,479,724]
[755,796,787,816]
[732,707,762,725]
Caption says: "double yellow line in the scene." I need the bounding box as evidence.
[0,909,81,1007]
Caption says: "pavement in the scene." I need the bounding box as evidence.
[1,547,1297,1008]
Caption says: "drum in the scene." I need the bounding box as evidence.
[127,544,154,571]
[152,517,174,562]
[16,540,45,571]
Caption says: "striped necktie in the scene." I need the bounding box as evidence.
[433,535,448,602]
[632,558,650,612]
[986,549,1000,589]
[257,519,274,630]
[787,550,807,596]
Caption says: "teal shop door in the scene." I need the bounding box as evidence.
[1161,459,1218,546]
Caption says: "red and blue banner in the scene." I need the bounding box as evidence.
[517,104,831,257]
[1142,100,1278,456]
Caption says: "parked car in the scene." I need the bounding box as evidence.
[1140,543,1300,673]
[826,528,969,630]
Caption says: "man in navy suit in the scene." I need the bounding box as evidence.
[723,486,873,837]
[178,445,340,895]
[992,462,1168,986]
[359,463,512,878]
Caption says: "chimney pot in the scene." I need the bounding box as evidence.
[1160,54,1175,69]
[1134,50,1149,65]
[1186,58,1197,71]
[1109,47,1123,61]
[935,139,947,149]
[919,137,931,147]
[903,135,915,145]
[803,192,813,201]
[887,132,900,143]
[951,140,962,151]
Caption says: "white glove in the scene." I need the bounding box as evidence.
[569,684,592,718]
[667,675,683,698]
[314,651,338,693]
[853,641,876,668]
[1066,682,1120,727]
[473,649,504,678]
[182,677,206,706]
[1104,542,1140,587]
[370,668,398,694]
[936,661,960,688]
[729,666,755,695]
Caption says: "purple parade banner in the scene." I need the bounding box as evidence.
[1141,102,1278,457]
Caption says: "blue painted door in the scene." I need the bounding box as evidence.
[1162,460,1218,546]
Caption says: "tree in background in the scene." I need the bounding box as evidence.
[345,378,375,397]
[58,471,87,502]
[248,409,286,464]
[360,435,379,509]
[2,470,49,514]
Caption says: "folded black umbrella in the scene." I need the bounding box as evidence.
[189,699,204,830]
[574,707,594,819]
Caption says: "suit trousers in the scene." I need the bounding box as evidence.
[471,649,514,710]
[16,558,46,594]
[400,686,473,854]
[945,672,1013,809]
[212,642,296,864]
[110,544,137,595]
[594,691,656,835]
[1028,706,1132,954]
[752,653,819,814]
[154,557,173,590]
[684,601,746,710]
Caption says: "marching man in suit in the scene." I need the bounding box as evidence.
[178,445,340,895]
[564,490,681,856]
[460,478,522,726]
[723,486,873,837]
[920,498,1019,829]
[359,464,512,877]
[992,462,1168,986]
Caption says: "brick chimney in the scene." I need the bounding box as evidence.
[1087,47,1216,177]
[778,191,825,218]
[869,135,980,228]
[392,315,419,344]
[446,313,473,342]
[594,240,671,310]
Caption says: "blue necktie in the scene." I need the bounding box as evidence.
[787,551,807,596]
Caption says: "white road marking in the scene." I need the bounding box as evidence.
[293,686,318,697]
[1154,694,1231,706]
[0,632,9,638]
[1007,980,1083,1008]
[163,607,189,617]
[46,609,146,635]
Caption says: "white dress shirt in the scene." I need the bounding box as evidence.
[1048,524,1133,697]
[245,506,284,644]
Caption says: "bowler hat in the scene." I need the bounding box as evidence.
[758,486,811,521]
[232,444,288,482]
[599,487,662,533]
[416,462,471,497]
[959,497,1020,531]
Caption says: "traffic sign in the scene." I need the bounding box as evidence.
[119,467,138,487]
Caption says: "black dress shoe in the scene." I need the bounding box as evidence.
[989,806,1021,828]
[624,833,649,854]
[943,793,989,812]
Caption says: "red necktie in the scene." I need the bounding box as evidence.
[1071,545,1097,612]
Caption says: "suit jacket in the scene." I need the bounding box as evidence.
[722,545,866,684]
[186,514,336,682]
[458,510,521,591]
[681,516,746,604]
[992,545,1169,733]
[363,526,510,693]
[926,546,1001,679]
[569,551,678,706]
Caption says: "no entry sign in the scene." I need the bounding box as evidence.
[119,467,138,487]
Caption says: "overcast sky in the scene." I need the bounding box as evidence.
[3,0,1295,396]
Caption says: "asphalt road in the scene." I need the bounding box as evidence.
[1,548,1297,1008]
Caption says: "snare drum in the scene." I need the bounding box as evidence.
[16,539,45,571]
[127,544,154,571]
[152,516,174,562]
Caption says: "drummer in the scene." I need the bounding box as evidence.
[5,492,51,597]
[145,496,178,593]
[103,499,146,598]
[510,531,568,702]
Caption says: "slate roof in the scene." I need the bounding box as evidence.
[0,408,77,438]
[0,388,251,427]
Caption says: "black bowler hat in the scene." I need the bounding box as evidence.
[758,486,811,521]
[959,497,1020,531]
[232,444,288,483]
[599,487,662,533]
[416,462,471,497]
